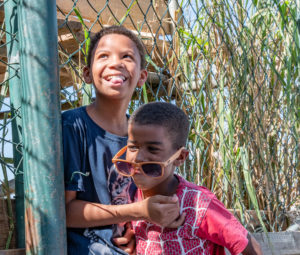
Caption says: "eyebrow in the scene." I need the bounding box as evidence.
[95,48,135,54]
[127,140,163,145]
[94,49,107,55]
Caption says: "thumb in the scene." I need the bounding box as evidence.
[166,212,186,228]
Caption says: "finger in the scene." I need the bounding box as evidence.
[156,204,181,218]
[157,210,180,227]
[113,225,135,246]
[123,238,136,254]
[113,236,129,246]
[151,194,178,204]
[166,212,186,228]
[124,222,133,230]
[123,225,135,239]
[113,233,134,246]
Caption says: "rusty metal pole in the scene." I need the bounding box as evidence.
[17,0,67,254]
[4,0,25,248]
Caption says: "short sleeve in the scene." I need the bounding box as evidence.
[197,197,249,255]
[62,120,86,191]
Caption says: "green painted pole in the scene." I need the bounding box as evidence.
[4,0,25,248]
[17,0,67,254]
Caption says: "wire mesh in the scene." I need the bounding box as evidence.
[0,0,299,244]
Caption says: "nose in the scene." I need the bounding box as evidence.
[128,150,144,175]
[131,165,142,175]
[134,149,146,163]
[108,55,124,68]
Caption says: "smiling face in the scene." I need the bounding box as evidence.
[83,33,147,101]
[126,123,187,197]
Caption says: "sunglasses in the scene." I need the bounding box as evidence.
[112,146,184,178]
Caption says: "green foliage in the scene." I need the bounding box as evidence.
[170,0,299,231]
[73,8,92,106]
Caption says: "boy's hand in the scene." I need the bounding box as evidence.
[143,194,186,228]
[242,234,262,255]
[166,212,186,228]
[113,222,136,255]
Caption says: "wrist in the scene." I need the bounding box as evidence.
[114,200,148,222]
[134,199,149,221]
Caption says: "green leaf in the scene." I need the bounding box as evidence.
[73,8,91,64]
[240,147,267,233]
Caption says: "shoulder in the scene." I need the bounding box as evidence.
[62,107,92,134]
[175,175,216,221]
[62,107,86,125]
[175,175,234,221]
[176,174,216,201]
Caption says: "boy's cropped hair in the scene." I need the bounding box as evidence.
[129,102,189,150]
[87,25,146,69]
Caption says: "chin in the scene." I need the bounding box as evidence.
[135,182,151,191]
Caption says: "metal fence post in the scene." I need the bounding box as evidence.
[4,0,25,248]
[17,0,67,254]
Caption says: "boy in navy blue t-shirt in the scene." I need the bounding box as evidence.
[62,26,185,255]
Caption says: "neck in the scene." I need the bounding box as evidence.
[142,174,179,199]
[86,96,130,136]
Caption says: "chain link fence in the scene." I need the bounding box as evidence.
[0,0,299,247]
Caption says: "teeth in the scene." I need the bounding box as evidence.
[107,75,126,81]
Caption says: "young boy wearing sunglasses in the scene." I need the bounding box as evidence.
[112,102,262,255]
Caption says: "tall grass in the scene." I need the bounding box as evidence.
[166,0,299,231]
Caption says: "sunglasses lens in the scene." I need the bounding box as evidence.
[115,161,132,176]
[142,164,162,177]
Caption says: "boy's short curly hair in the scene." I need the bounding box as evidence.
[129,102,190,150]
[87,25,146,69]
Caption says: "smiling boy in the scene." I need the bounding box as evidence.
[62,26,185,255]
[112,102,262,255]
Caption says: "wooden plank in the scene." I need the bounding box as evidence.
[56,0,171,35]
[0,249,25,255]
[0,61,8,88]
[58,32,85,55]
[0,2,4,24]
[57,19,82,36]
[0,199,17,250]
[253,232,300,255]
[0,45,6,58]
[225,232,300,255]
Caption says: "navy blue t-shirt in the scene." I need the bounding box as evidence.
[62,107,136,255]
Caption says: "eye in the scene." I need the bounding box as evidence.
[127,145,138,151]
[123,53,134,60]
[147,146,160,153]
[97,53,108,59]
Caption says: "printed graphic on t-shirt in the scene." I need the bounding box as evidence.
[133,186,217,255]
[107,165,136,205]
[107,165,136,237]
[84,165,136,245]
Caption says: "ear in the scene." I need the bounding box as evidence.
[174,149,189,167]
[83,66,93,84]
[137,69,148,88]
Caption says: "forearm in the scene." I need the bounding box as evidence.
[66,199,145,228]
[65,191,183,228]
